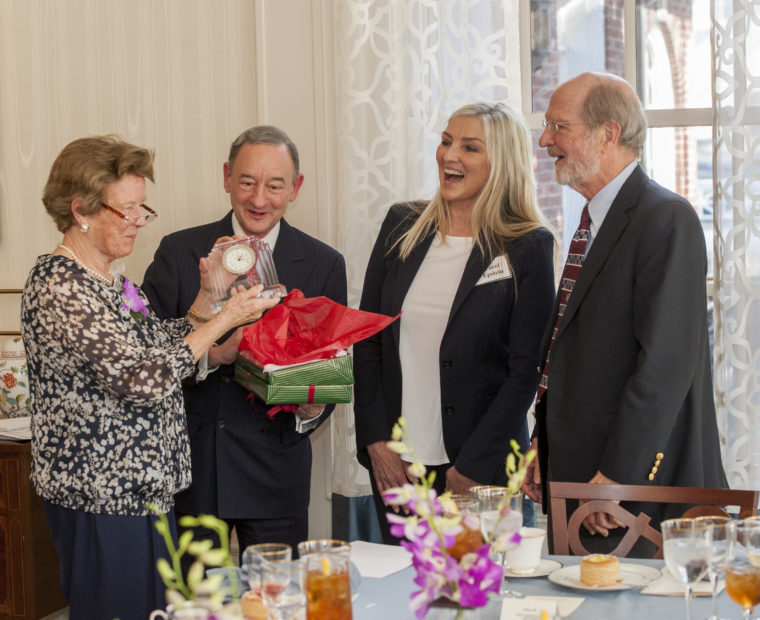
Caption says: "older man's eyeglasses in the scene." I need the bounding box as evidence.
[101,202,157,225]
[541,119,588,135]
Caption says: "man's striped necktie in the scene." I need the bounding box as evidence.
[536,204,591,404]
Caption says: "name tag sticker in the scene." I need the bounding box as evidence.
[476,255,512,285]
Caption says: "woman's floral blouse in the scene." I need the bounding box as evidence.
[21,254,196,515]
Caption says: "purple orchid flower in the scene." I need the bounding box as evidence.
[122,277,148,323]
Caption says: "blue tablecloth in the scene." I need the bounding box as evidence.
[353,555,741,619]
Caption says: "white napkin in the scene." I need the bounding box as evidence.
[0,417,31,440]
[349,540,412,578]
[641,569,720,596]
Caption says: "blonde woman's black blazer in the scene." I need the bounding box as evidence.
[354,203,555,484]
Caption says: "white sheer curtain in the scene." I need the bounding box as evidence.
[331,0,521,499]
[712,1,760,491]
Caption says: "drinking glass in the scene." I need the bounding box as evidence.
[297,539,353,619]
[661,518,712,620]
[694,515,736,620]
[471,486,523,596]
[444,495,482,561]
[244,542,292,595]
[260,559,306,620]
[726,519,760,620]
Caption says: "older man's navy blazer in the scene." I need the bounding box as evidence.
[354,204,555,484]
[534,165,727,520]
[142,212,347,519]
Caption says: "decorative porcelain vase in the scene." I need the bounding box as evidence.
[0,337,31,418]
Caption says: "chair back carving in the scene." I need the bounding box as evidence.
[548,482,759,559]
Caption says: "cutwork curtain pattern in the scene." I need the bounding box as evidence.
[712,2,760,491]
[331,0,520,497]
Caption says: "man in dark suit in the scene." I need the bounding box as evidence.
[142,126,347,555]
[523,72,726,548]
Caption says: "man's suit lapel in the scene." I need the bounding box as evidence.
[271,219,305,287]
[201,212,235,255]
[557,165,647,338]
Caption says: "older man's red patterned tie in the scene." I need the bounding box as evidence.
[536,204,591,403]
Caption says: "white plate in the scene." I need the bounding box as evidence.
[547,562,661,591]
[504,558,563,578]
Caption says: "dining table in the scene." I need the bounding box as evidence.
[351,553,742,619]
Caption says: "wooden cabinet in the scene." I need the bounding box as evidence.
[0,440,66,619]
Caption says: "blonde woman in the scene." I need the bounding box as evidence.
[354,103,556,543]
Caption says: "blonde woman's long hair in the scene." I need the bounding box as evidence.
[396,102,552,262]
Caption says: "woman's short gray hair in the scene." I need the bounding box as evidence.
[42,135,154,233]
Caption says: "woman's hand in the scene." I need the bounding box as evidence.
[183,284,279,363]
[216,284,279,331]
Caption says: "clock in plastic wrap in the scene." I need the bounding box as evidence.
[206,237,285,313]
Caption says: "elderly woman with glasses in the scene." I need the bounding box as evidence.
[21,135,279,620]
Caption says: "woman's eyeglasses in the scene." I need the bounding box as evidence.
[101,202,157,225]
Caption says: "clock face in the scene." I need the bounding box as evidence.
[222,244,256,275]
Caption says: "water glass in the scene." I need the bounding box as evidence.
[661,518,712,620]
[694,515,736,620]
[260,559,306,620]
[726,519,760,620]
[244,542,292,595]
[472,487,523,550]
[471,486,523,596]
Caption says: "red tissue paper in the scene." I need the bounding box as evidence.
[238,289,399,366]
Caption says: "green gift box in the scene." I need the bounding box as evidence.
[234,370,353,404]
[235,352,353,385]
[234,352,354,404]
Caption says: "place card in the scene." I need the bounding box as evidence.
[500,598,558,619]
[525,595,585,616]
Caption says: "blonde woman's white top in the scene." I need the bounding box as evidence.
[399,232,473,465]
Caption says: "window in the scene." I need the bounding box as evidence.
[522,0,714,277]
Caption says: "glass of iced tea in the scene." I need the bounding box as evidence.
[726,519,760,619]
[443,495,482,560]
[297,539,353,620]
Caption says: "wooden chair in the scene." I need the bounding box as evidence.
[548,481,759,559]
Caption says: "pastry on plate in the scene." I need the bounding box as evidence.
[580,553,620,586]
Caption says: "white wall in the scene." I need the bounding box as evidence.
[0,0,260,325]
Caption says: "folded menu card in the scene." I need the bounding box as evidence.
[500,598,559,619]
